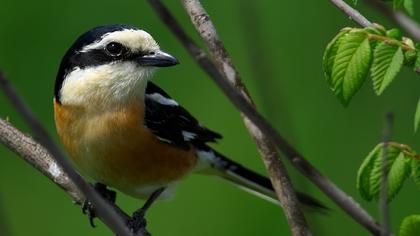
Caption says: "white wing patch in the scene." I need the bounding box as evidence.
[156,136,173,144]
[194,149,218,171]
[182,131,197,141]
[146,93,179,106]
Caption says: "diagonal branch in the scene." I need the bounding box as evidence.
[147,0,382,235]
[363,0,420,41]
[0,73,139,236]
[331,0,420,74]
[0,118,132,229]
[180,0,310,235]
[180,0,326,234]
[331,0,372,27]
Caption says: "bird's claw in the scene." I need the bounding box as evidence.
[127,209,150,236]
[80,183,117,228]
[81,200,97,227]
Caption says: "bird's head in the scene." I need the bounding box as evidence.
[55,24,178,106]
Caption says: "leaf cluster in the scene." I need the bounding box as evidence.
[323,26,418,106]
[357,142,420,202]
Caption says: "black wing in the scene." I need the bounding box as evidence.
[144,82,222,150]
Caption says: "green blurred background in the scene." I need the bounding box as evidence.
[0,0,419,235]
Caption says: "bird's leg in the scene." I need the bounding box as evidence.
[81,183,117,227]
[128,187,166,233]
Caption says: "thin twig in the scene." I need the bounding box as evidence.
[331,0,420,74]
[380,113,393,236]
[0,73,136,236]
[363,0,420,41]
[0,118,133,231]
[147,0,382,235]
[331,0,372,27]
[180,0,310,235]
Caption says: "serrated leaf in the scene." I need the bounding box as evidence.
[387,152,411,200]
[371,43,404,95]
[323,30,349,84]
[400,215,420,236]
[357,143,409,201]
[369,145,401,200]
[411,159,420,187]
[404,0,414,16]
[330,32,372,106]
[357,144,382,201]
[415,98,420,132]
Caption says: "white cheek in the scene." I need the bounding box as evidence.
[60,62,153,106]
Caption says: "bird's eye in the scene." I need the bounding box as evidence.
[105,42,124,56]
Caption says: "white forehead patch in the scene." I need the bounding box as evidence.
[80,29,159,53]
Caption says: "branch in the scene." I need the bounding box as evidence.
[180,0,310,235]
[364,0,420,41]
[331,0,420,74]
[0,118,132,224]
[331,0,372,27]
[380,113,394,236]
[0,73,138,236]
[147,0,382,235]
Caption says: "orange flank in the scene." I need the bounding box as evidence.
[53,99,197,197]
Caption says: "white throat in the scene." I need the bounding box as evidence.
[60,62,154,108]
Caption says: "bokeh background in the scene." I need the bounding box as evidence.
[0,0,419,235]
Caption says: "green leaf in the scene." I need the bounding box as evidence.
[323,29,350,85]
[387,152,411,200]
[357,144,382,201]
[404,50,417,67]
[371,43,404,95]
[404,0,414,16]
[394,0,404,9]
[415,98,420,132]
[352,0,358,5]
[386,28,401,39]
[400,215,420,236]
[330,32,372,106]
[365,26,385,36]
[369,144,402,200]
[411,159,420,187]
[357,143,410,201]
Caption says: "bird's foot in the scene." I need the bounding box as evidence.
[81,183,117,227]
[127,209,149,235]
[126,187,165,235]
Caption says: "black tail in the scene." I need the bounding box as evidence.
[197,148,328,211]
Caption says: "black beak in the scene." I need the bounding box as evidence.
[137,50,179,67]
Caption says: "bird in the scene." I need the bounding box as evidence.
[53,24,325,229]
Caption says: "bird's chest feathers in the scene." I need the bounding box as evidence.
[54,99,197,193]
